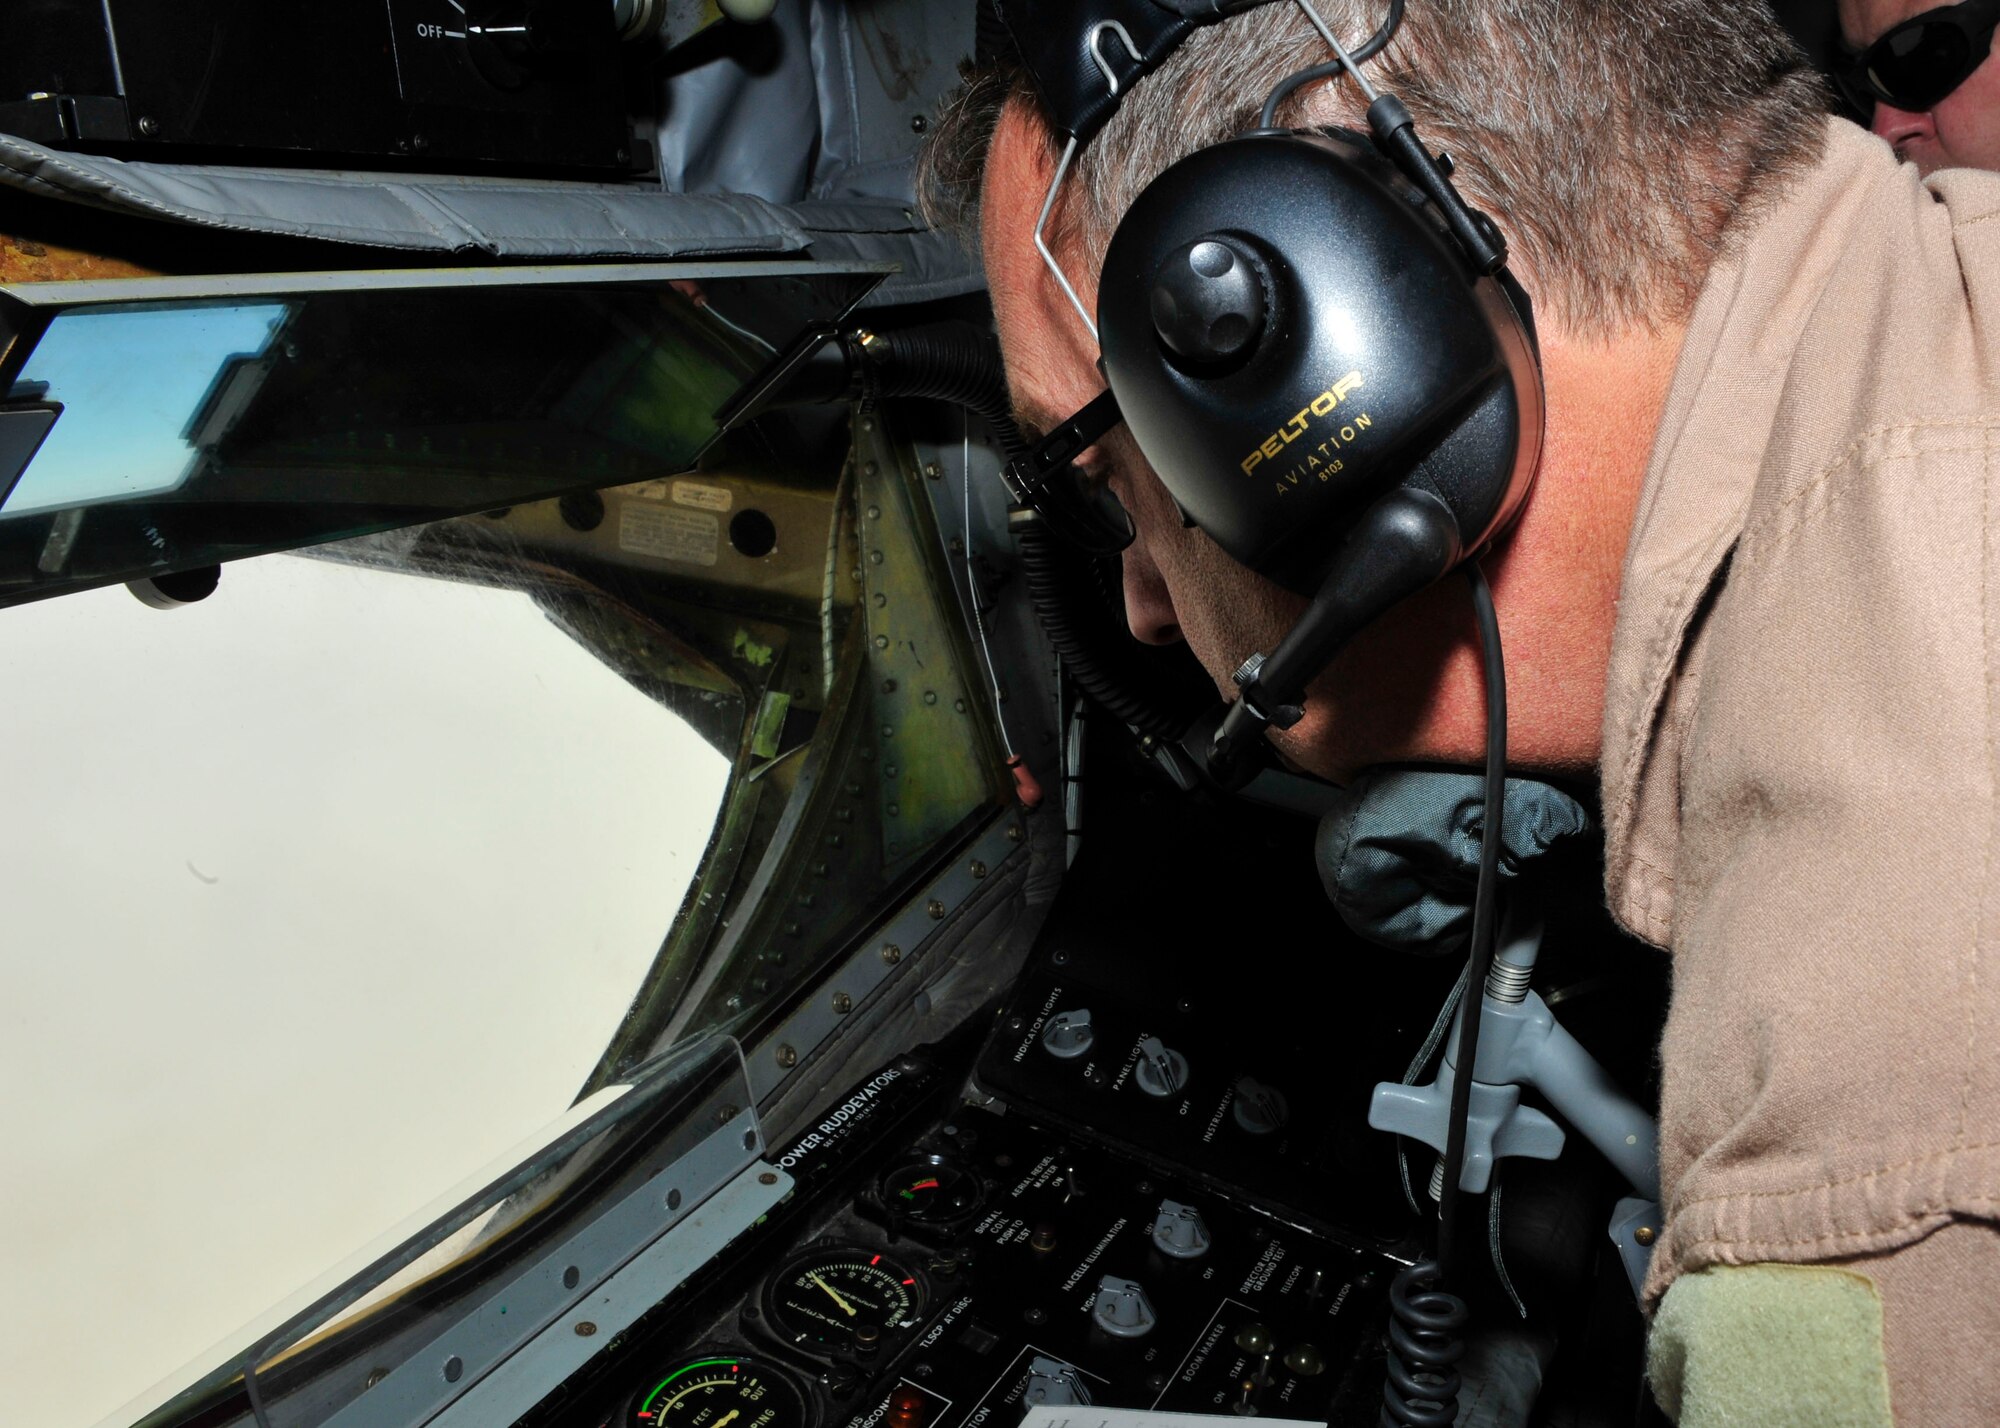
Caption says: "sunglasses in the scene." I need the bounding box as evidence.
[1834,0,1999,114]
[1001,389,1136,554]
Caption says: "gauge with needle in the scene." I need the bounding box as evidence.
[762,1245,928,1359]
[808,1271,858,1315]
[623,1352,812,1428]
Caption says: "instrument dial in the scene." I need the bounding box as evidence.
[879,1156,983,1227]
[762,1245,928,1358]
[624,1353,810,1428]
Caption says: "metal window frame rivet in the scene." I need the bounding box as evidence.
[927,900,947,920]
[969,860,988,879]
[775,1044,799,1068]
[832,990,854,1014]
[881,944,903,964]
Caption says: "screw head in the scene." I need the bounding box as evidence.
[574,1321,598,1337]
[927,899,947,920]
[759,1171,780,1185]
[911,114,928,133]
[832,990,853,1014]
[969,860,988,879]
[881,944,903,964]
[775,1044,798,1069]
[1635,1225,1657,1246]
[136,116,160,137]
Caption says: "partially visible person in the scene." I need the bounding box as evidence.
[927,1,2000,1421]
[1837,0,2000,170]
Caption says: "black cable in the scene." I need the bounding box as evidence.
[851,323,1205,740]
[1257,0,1406,128]
[1435,559,1506,1279]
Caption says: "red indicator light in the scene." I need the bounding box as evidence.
[889,1388,929,1428]
[902,1277,916,1286]
[869,1255,881,1266]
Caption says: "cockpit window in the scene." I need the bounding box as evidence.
[0,316,1009,1426]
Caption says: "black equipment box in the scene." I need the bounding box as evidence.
[0,0,642,176]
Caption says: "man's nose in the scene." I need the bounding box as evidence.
[1871,102,1936,152]
[1120,542,1183,646]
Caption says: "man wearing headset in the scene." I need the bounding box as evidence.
[926,0,2000,1423]
[1838,0,2000,171]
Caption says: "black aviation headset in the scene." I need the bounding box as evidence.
[994,0,1544,788]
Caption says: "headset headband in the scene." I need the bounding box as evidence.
[992,0,1275,144]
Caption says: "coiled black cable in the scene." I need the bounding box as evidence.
[851,322,1203,740]
[1379,1260,1468,1428]
[1435,560,1507,1276]
[1377,565,1503,1427]
[855,325,1029,459]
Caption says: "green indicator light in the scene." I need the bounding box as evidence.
[641,1359,739,1415]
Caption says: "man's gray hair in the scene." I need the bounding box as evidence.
[920,1,1828,339]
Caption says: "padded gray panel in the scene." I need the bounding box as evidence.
[0,137,981,303]
[0,0,985,301]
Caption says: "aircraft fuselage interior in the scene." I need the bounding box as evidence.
[0,3,1847,1427]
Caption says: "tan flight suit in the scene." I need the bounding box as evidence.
[1601,118,2000,1425]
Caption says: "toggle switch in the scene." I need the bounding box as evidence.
[1232,1075,1289,1135]
[1134,1037,1189,1097]
[1042,1009,1095,1059]
[1090,1275,1158,1338]
[1023,1356,1091,1407]
[1151,1200,1212,1259]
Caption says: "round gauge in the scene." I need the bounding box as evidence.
[880,1157,984,1226]
[762,1245,929,1357]
[624,1352,811,1428]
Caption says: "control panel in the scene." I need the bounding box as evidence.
[523,1053,1399,1428]
[967,793,1455,1250]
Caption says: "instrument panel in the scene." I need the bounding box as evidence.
[526,1056,1398,1428]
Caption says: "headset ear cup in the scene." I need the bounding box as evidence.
[1095,130,1543,594]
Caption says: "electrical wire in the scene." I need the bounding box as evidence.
[1434,560,1507,1280]
[1258,0,1405,128]
[960,410,1020,760]
[1398,963,1469,1215]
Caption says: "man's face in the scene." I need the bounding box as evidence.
[1839,0,2000,173]
[979,104,1488,780]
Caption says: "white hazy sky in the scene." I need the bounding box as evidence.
[0,551,729,1427]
